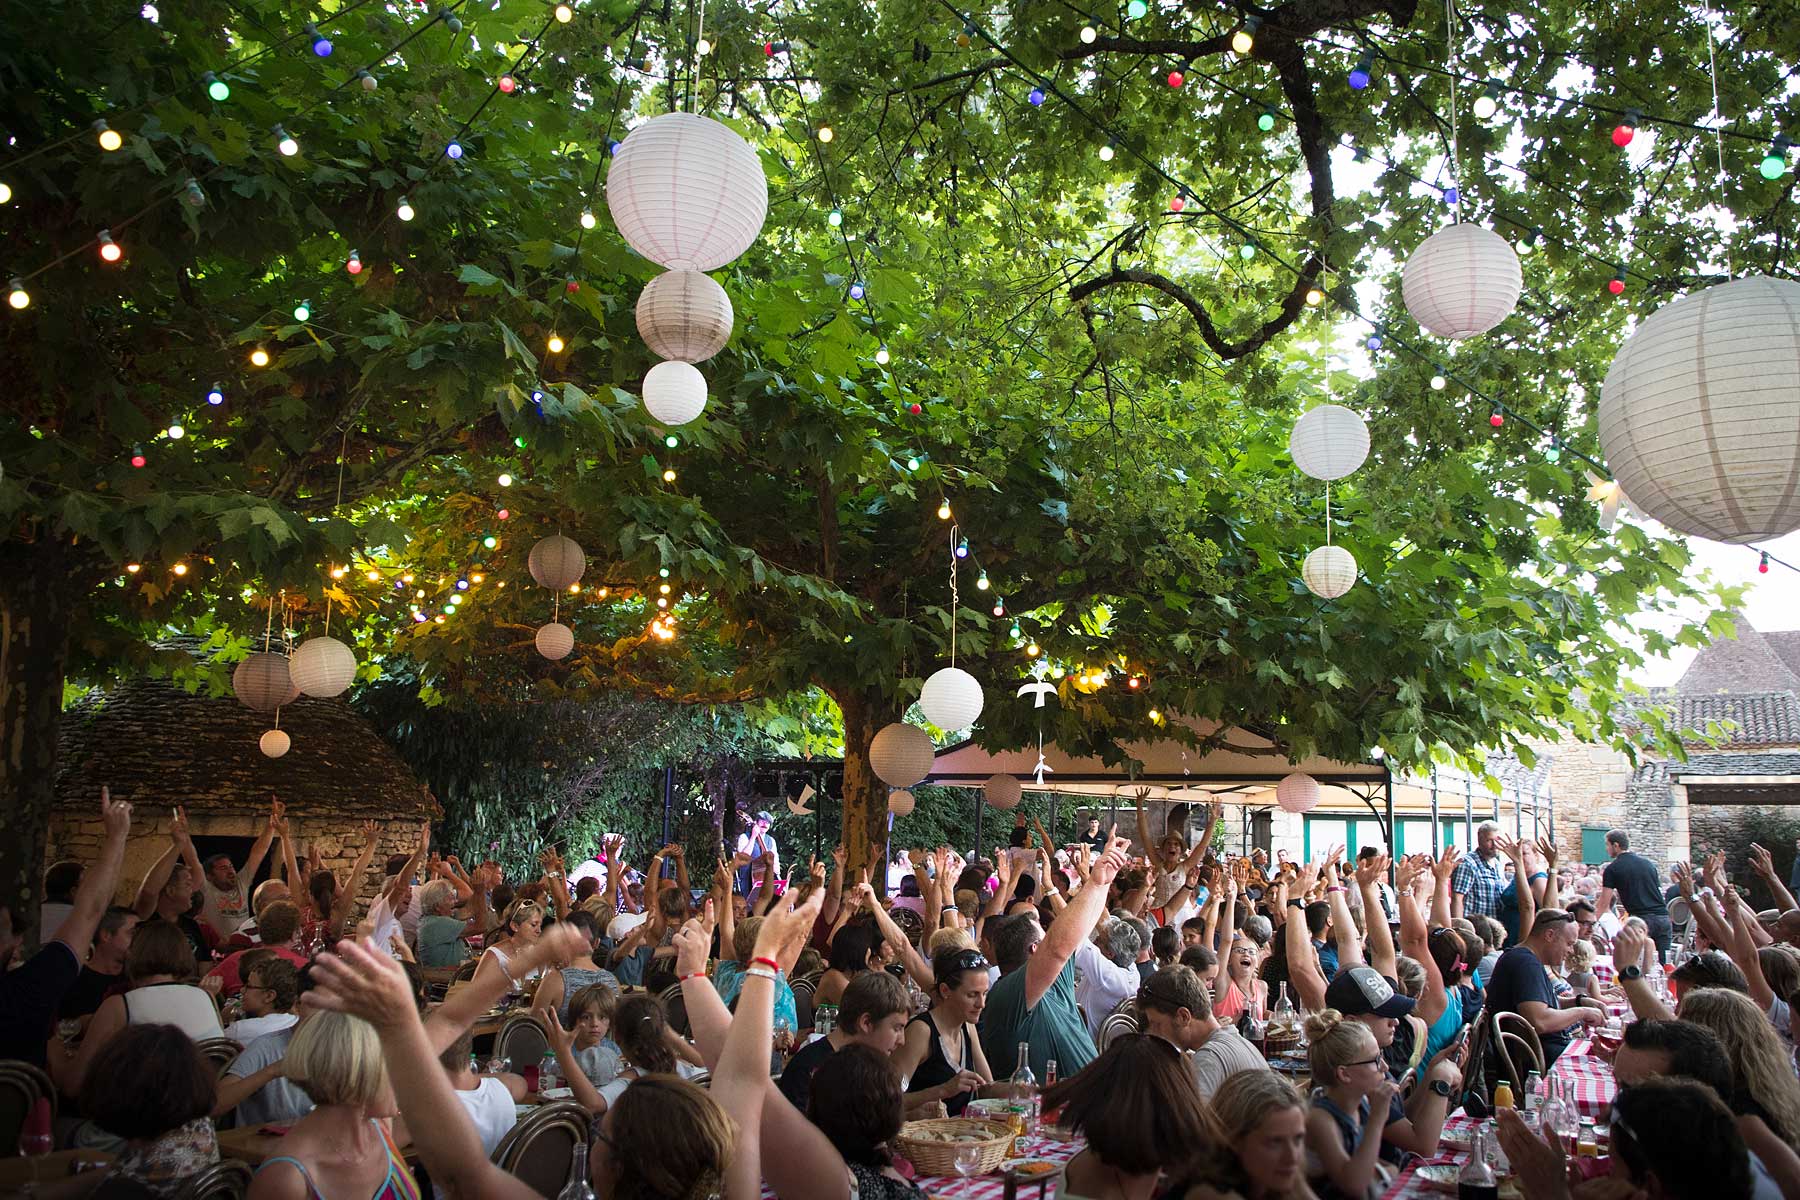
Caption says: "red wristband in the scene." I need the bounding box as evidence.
[680,971,709,981]
[751,956,781,971]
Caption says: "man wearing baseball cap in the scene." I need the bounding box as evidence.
[734,810,780,896]
[1327,965,1463,1158]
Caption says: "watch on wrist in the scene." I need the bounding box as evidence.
[1620,963,1643,982]
[1428,1079,1453,1098]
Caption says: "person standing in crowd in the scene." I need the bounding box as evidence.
[37,860,82,944]
[736,810,780,894]
[132,810,212,961]
[365,821,429,957]
[192,800,285,937]
[1078,813,1107,854]
[1484,909,1606,1067]
[1136,964,1268,1100]
[1449,821,1507,919]
[1599,828,1673,961]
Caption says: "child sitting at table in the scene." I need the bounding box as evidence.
[1303,1009,1405,1200]
[566,982,624,1089]
[1563,939,1601,1001]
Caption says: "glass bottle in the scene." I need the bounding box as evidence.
[556,1140,598,1200]
[1523,1070,1543,1114]
[1541,1075,1578,1153]
[1271,981,1296,1043]
[1008,1041,1040,1134]
[1457,1125,1499,1200]
[540,1052,559,1092]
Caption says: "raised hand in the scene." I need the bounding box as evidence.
[1536,838,1558,869]
[307,937,421,1033]
[1089,828,1131,888]
[171,805,192,844]
[1612,924,1651,976]
[1494,1108,1570,1200]
[361,819,379,841]
[1672,861,1695,901]
[754,884,826,965]
[1354,852,1390,888]
[1750,844,1776,879]
[674,917,711,977]
[100,787,132,839]
[1395,855,1426,895]
[1433,845,1462,881]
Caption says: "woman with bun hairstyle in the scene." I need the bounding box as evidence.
[1301,1009,1402,1200]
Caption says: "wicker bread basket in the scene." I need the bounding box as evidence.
[894,1117,1016,1176]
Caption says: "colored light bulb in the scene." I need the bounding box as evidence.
[206,385,224,405]
[659,568,670,577]
[172,562,188,576]
[905,455,920,470]
[1608,271,1626,295]
[1443,185,1460,206]
[1611,110,1639,147]
[204,72,230,101]
[1170,194,1186,212]
[547,334,565,353]
[293,300,311,322]
[96,121,122,151]
[1257,110,1276,132]
[937,501,952,520]
[662,468,677,482]
[665,434,679,448]
[1027,643,1040,657]
[514,436,527,448]
[250,347,270,367]
[358,70,377,91]
[97,230,121,262]
[827,208,843,227]
[1126,0,1147,17]
[445,141,463,160]
[1760,552,1771,574]
[456,577,469,591]
[955,539,969,558]
[1544,440,1561,462]
[184,178,205,207]
[1365,333,1383,351]
[131,445,147,467]
[499,74,517,93]
[849,282,866,300]
[908,402,922,414]
[1230,17,1258,55]
[1760,136,1791,180]
[346,251,363,275]
[1348,52,1373,90]
[483,535,498,548]
[1167,69,1183,87]
[1490,409,1504,428]
[306,24,332,56]
[1239,243,1255,260]
[1028,87,1045,106]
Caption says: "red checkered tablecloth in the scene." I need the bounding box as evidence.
[759,1133,1085,1200]
[1553,1040,1618,1119]
[1592,955,1616,988]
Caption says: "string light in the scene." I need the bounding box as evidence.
[849,281,866,300]
[975,570,990,590]
[1257,109,1276,132]
[1127,676,1142,689]
[656,595,669,607]
[250,347,270,367]
[305,23,332,56]
[1304,285,1324,306]
[1611,109,1640,147]
[992,601,1005,616]
[1148,709,1161,722]
[367,570,382,581]
[1608,267,1627,296]
[1028,87,1045,106]
[1008,623,1021,639]
[875,345,890,365]
[498,473,513,486]
[1365,331,1383,351]
[908,401,922,414]
[499,73,517,93]
[445,141,464,160]
[455,577,470,591]
[184,178,205,207]
[203,72,230,101]
[817,125,833,142]
[357,70,377,91]
[579,210,597,229]
[330,565,347,579]
[496,510,509,521]
[206,384,224,405]
[664,434,680,448]
[0,182,10,204]
[167,423,185,439]
[955,538,970,558]
[396,197,415,221]
[1442,185,1460,207]
[483,534,498,548]
[1760,135,1791,180]
[1238,242,1256,260]
[937,500,952,520]
[827,208,843,227]
[696,37,711,55]
[1490,408,1504,428]
[1429,370,1447,390]
[1230,15,1260,55]
[546,333,565,353]
[659,583,672,594]
[95,121,122,152]
[126,563,141,573]
[346,250,363,275]
[1761,551,1772,574]
[172,562,189,576]
[1027,642,1041,657]
[1079,25,1096,43]
[97,230,121,262]
[130,445,147,468]
[1472,82,1501,119]
[1544,437,1562,463]
[1169,192,1186,212]
[554,2,573,21]
[1348,51,1374,90]
[292,300,311,322]
[1098,141,1115,161]
[1167,67,1184,88]
[1126,0,1147,16]
[659,568,670,577]
[662,468,677,482]
[905,455,920,470]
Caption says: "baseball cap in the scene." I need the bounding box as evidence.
[1325,964,1415,1019]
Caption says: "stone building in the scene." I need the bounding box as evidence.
[1536,614,1800,867]
[50,663,438,909]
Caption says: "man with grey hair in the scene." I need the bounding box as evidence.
[1074,913,1145,1040]
[1451,820,1507,919]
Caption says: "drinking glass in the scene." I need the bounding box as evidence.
[56,1018,81,1046]
[953,1145,983,1198]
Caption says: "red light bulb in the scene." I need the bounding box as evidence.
[1608,277,1626,295]
[498,74,517,94]
[130,448,146,468]
[566,281,579,293]
[1611,123,1635,147]
[1167,70,1183,87]
[909,402,923,415]
[497,508,510,520]
[764,41,775,56]
[1490,411,1504,428]
[346,252,362,275]
[1169,194,1185,212]
[1761,552,1771,574]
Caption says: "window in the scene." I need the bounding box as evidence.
[1580,826,1612,865]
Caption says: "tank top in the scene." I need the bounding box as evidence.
[453,1076,519,1156]
[123,983,224,1041]
[1213,978,1247,1022]
[257,1120,420,1200]
[904,1011,975,1116]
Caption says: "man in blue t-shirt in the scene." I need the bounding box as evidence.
[1484,909,1607,1068]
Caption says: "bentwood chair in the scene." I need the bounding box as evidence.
[491,1102,590,1195]
[176,1158,254,1199]
[1496,1029,1545,1089]
[194,1038,245,1076]
[1491,1011,1545,1074]
[496,1013,551,1070]
[1098,1010,1140,1051]
[0,1060,56,1157]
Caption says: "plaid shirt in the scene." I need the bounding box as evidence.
[1451,851,1507,917]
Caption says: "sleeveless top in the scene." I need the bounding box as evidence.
[256,1120,420,1200]
[482,944,543,984]
[904,1011,975,1116]
[123,984,223,1042]
[1305,1089,1401,1200]
[1213,977,1247,1022]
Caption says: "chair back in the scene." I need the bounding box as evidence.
[0,1060,56,1157]
[1098,1010,1140,1051]
[496,1013,551,1070]
[491,1101,590,1194]
[1491,1010,1543,1070]
[1496,1030,1544,1087]
[176,1158,254,1200]
[453,956,482,983]
[194,1038,245,1076]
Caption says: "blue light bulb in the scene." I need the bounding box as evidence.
[446,141,463,159]
[1348,52,1373,90]
[1028,87,1044,107]
[849,281,866,300]
[206,385,224,405]
[1442,186,1460,206]
[1365,334,1383,352]
[955,539,969,558]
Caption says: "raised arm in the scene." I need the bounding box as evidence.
[385,821,430,906]
[334,821,382,932]
[1537,839,1560,912]
[1026,829,1128,1009]
[52,789,133,957]
[1356,853,1398,979]
[1398,856,1447,1026]
[1497,836,1535,944]
[1326,856,1364,971]
[1431,845,1459,932]
[239,798,280,884]
[1286,863,1329,1012]
[1751,845,1800,916]
[1725,887,1777,1011]
[276,811,301,895]
[668,844,692,896]
[853,881,932,989]
[133,841,179,919]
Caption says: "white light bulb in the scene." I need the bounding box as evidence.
[1080,25,1097,43]
[579,210,597,229]
[1472,94,1498,119]
[396,198,415,221]
[696,37,711,55]
[167,424,185,439]
[875,346,890,365]
[277,135,298,156]
[1098,144,1114,161]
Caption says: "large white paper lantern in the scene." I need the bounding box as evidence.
[637,269,733,363]
[606,112,769,272]
[870,722,935,787]
[642,360,709,427]
[536,622,575,661]
[528,535,586,590]
[234,651,298,713]
[290,635,356,698]
[985,773,1022,810]
[1276,772,1320,814]
[1289,404,1370,481]
[1597,275,1800,543]
[919,666,984,731]
[1402,223,1522,339]
[259,729,291,759]
[1302,544,1358,599]
[888,789,917,817]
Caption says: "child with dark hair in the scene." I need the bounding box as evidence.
[80,1023,221,1188]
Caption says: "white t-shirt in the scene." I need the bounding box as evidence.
[568,859,610,892]
[223,1012,299,1045]
[454,1076,519,1156]
[1072,939,1141,1039]
[400,888,423,944]
[202,878,252,937]
[367,892,405,956]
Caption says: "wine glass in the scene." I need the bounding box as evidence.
[953,1145,983,1198]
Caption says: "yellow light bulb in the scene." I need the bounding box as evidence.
[937,501,952,520]
[7,283,29,310]
[172,562,189,576]
[1230,28,1253,54]
[250,347,270,367]
[662,468,677,482]
[402,573,414,583]
[415,589,426,599]
[554,2,573,21]
[1026,643,1040,657]
[330,566,347,579]
[1305,287,1324,306]
[471,572,484,583]
[98,127,123,151]
[569,583,580,593]
[659,583,671,594]
[547,334,565,353]
[817,126,834,143]
[657,596,669,608]
[1148,709,1162,722]
[126,562,141,573]
[366,569,381,581]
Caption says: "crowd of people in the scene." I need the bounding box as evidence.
[7,790,1800,1200]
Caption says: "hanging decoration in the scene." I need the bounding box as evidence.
[1596,275,1800,543]
[535,621,575,660]
[290,635,356,697]
[888,789,917,816]
[1584,471,1636,533]
[259,728,292,759]
[527,535,587,590]
[870,721,935,787]
[918,522,986,730]
[985,772,1022,810]
[1302,544,1359,599]
[642,360,710,426]
[1016,679,1057,708]
[1276,771,1320,814]
[1288,404,1370,480]
[234,651,298,712]
[1401,224,1523,339]
[606,113,769,272]
[637,269,734,362]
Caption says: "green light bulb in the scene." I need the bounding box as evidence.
[1761,152,1787,181]
[828,208,843,227]
[1126,0,1147,16]
[906,456,920,470]
[206,76,230,102]
[1545,443,1561,462]
[659,567,670,578]
[514,435,527,448]
[665,434,679,448]
[483,535,498,549]
[292,301,310,322]
[1257,111,1275,132]
[1010,624,1022,639]
[1239,243,1256,260]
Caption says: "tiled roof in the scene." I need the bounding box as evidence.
[1667,691,1800,748]
[1631,752,1800,789]
[1675,613,1800,696]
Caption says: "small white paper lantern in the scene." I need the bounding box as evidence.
[1597,275,1800,543]
[919,666,984,731]
[528,535,586,590]
[870,722,935,787]
[985,773,1022,810]
[1289,404,1370,481]
[888,789,917,817]
[289,635,356,698]
[637,269,734,363]
[1276,772,1319,814]
[642,360,709,427]
[606,112,769,272]
[1401,223,1522,339]
[1302,544,1358,599]
[536,621,575,660]
[234,651,298,713]
[259,729,292,759]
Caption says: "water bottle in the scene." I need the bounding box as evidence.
[540,1052,559,1092]
[1523,1070,1543,1114]
[556,1140,598,1200]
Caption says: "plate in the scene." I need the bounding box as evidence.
[999,1160,1064,1180]
[1413,1164,1521,1199]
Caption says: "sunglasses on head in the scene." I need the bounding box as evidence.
[947,950,990,972]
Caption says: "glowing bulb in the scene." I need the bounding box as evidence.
[662,468,677,482]
[1230,27,1253,54]
[975,572,990,590]
[403,573,415,583]
[1366,333,1383,351]
[206,385,224,405]
[1126,0,1147,16]
[204,72,230,101]
[1348,52,1373,90]
[97,231,121,262]
[499,73,517,93]
[307,24,332,56]
[97,122,122,151]
[554,2,573,21]
[827,208,843,227]
[344,252,363,278]
[293,300,311,322]
[1098,143,1115,161]
[358,70,377,91]
[875,346,890,365]
[1544,439,1561,463]
[849,281,866,300]
[817,125,833,143]
[1167,69,1184,87]
[471,572,484,583]
[1472,84,1499,119]
[1029,87,1045,106]
[496,510,509,521]
[367,570,382,581]
[7,279,27,309]
[1148,709,1161,721]
[1026,643,1040,657]
[656,596,669,608]
[1079,25,1096,43]
[445,141,463,160]
[130,446,147,468]
[664,434,680,448]
[696,37,711,55]
[1169,194,1186,212]
[659,568,670,577]
[547,334,565,353]
[1127,676,1141,689]
[1238,243,1256,260]
[1612,112,1638,147]
[396,197,415,221]
[275,127,298,156]
[250,347,270,367]
[955,539,969,559]
[937,501,952,520]
[1490,409,1505,428]
[659,583,672,594]
[1760,552,1771,574]
[172,562,189,576]
[483,535,498,548]
[905,456,919,470]
[0,182,12,204]
[1760,136,1790,180]
[580,210,597,229]
[1305,286,1323,306]
[1608,273,1627,296]
[498,473,513,486]
[1257,110,1276,132]
[456,577,469,591]
[126,563,141,573]
[167,423,184,439]
[1429,372,1447,391]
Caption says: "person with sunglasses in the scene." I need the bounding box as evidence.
[1301,1009,1403,1200]
[892,944,997,1114]
[1484,908,1606,1068]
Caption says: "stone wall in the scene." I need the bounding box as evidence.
[1529,734,1684,866]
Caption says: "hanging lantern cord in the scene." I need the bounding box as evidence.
[1325,478,1334,546]
[1445,0,1462,222]
[947,524,961,667]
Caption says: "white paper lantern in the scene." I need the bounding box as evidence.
[536,621,575,661]
[985,773,1022,810]
[870,722,935,788]
[637,269,734,363]
[289,635,356,698]
[1401,223,1522,339]
[1288,404,1370,481]
[1302,544,1358,599]
[1276,772,1320,814]
[1597,275,1800,543]
[919,666,984,731]
[642,360,709,427]
[234,651,298,713]
[606,112,769,272]
[888,789,917,817]
[259,729,292,759]
[528,535,586,590]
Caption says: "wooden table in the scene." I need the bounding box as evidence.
[0,1148,114,1190]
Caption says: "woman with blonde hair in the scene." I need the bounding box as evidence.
[470,897,546,992]
[248,1009,419,1200]
[1301,1010,1402,1200]
[1180,1072,1317,1200]
[1679,986,1800,1146]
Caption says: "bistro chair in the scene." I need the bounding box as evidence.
[1495,1030,1545,1089]
[0,1060,56,1157]
[194,1038,245,1076]
[1491,1011,1545,1073]
[1098,1010,1140,1051]
[660,983,692,1038]
[176,1158,254,1199]
[491,1102,590,1195]
[496,1013,551,1070]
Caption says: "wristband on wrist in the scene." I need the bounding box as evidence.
[751,956,781,971]
[1326,886,1346,894]
[680,971,709,982]
[744,965,779,982]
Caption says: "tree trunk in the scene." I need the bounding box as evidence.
[830,686,903,891]
[0,538,88,939]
